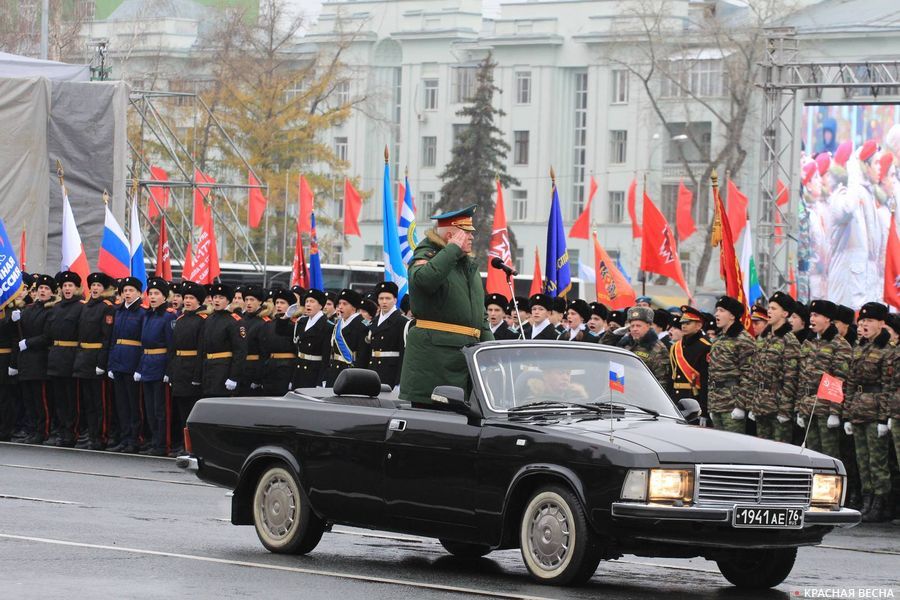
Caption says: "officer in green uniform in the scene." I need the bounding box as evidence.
[398,205,493,406]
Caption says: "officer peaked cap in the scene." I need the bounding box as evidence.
[858,302,888,321]
[715,295,745,319]
[680,305,703,324]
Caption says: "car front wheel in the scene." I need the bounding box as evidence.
[519,485,601,586]
[716,547,797,589]
[252,465,325,554]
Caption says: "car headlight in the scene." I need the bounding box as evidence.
[811,473,843,508]
[648,469,693,503]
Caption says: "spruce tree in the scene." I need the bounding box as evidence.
[437,53,520,259]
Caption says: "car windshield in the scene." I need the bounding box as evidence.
[472,344,681,418]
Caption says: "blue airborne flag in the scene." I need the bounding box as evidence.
[545,183,571,298]
[308,212,324,292]
[382,160,409,300]
[0,217,24,311]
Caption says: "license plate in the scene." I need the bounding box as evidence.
[732,506,804,529]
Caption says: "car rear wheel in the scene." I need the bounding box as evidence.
[439,539,492,558]
[716,547,797,589]
[252,465,324,554]
[519,485,601,586]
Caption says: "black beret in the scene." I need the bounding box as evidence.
[35,273,59,292]
[181,280,207,301]
[653,308,671,329]
[399,295,410,313]
[552,297,567,313]
[769,291,796,314]
[119,276,143,293]
[529,293,553,311]
[834,305,855,325]
[809,299,837,320]
[146,277,170,296]
[589,302,609,320]
[567,299,590,322]
[858,302,888,321]
[304,288,326,306]
[209,282,234,300]
[338,288,362,309]
[485,293,509,311]
[87,272,112,288]
[608,310,626,326]
[715,295,745,318]
[374,281,399,298]
[56,270,81,287]
[243,285,266,301]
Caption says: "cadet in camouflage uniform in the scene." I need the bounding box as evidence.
[708,296,755,434]
[616,306,670,390]
[748,291,801,443]
[844,302,893,522]
[795,300,851,458]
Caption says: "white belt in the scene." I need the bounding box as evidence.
[298,353,323,362]
[372,351,400,358]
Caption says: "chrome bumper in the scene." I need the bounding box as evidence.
[611,502,861,528]
[175,455,198,472]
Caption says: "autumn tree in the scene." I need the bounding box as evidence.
[0,1,88,60]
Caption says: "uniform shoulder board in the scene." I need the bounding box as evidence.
[230,313,242,321]
[200,313,208,319]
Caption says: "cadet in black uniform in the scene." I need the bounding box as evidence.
[485,293,518,340]
[14,274,56,444]
[73,273,116,449]
[240,285,271,395]
[323,291,338,322]
[559,299,596,342]
[669,306,712,424]
[551,297,568,337]
[196,283,247,397]
[260,288,299,394]
[323,288,367,387]
[167,281,207,453]
[291,289,333,389]
[45,271,84,447]
[358,281,408,389]
[522,294,559,340]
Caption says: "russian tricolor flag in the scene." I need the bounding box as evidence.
[98,203,130,279]
[129,197,147,289]
[609,361,625,393]
[60,185,89,285]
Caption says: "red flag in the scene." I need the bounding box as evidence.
[569,175,598,239]
[194,169,215,212]
[627,178,641,238]
[711,179,751,330]
[155,217,172,280]
[248,172,267,229]
[776,179,789,206]
[529,247,543,296]
[640,191,690,296]
[343,178,362,237]
[817,373,844,404]
[676,180,695,241]
[298,175,314,234]
[486,180,513,295]
[184,191,220,284]
[885,213,900,310]
[726,179,748,241]
[788,263,798,299]
[19,227,25,271]
[148,166,169,220]
[397,181,405,220]
[290,226,309,289]
[593,232,636,309]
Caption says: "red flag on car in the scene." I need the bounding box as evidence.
[816,373,844,404]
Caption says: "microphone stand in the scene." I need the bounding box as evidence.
[505,271,525,340]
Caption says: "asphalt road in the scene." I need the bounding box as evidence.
[0,442,897,600]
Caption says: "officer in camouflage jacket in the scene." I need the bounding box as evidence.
[708,296,755,434]
[795,300,851,459]
[616,306,671,390]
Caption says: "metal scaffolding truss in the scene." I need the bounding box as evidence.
[757,29,900,294]
[127,89,268,281]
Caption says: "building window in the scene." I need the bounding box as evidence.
[572,72,588,219]
[665,122,712,163]
[660,59,724,98]
[333,137,348,162]
[335,80,350,106]
[512,190,528,222]
[364,245,384,261]
[75,0,96,20]
[609,130,627,164]
[419,191,436,218]
[608,191,625,223]
[421,136,437,168]
[513,131,529,165]
[611,69,628,104]
[423,78,438,111]
[452,67,478,103]
[516,71,532,104]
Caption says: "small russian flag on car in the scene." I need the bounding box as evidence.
[609,361,625,393]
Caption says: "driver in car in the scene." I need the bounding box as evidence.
[521,365,588,403]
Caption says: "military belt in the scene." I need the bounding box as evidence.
[673,382,694,390]
[53,340,78,347]
[0,348,11,355]
[79,342,103,350]
[372,351,400,358]
[415,319,481,340]
[116,339,141,347]
[206,352,233,360]
[298,353,323,362]
[176,350,198,357]
[269,352,296,360]
[856,385,882,393]
[246,355,260,361]
[143,348,167,355]
[709,379,739,389]
[331,353,353,364]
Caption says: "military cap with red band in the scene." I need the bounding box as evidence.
[431,204,477,231]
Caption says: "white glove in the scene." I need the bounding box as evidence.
[776,414,791,424]
[225,379,237,391]
[748,411,756,422]
[163,375,169,383]
[95,367,105,376]
[17,340,26,352]
[250,383,261,390]
[827,414,840,429]
[191,381,201,386]
[796,414,806,428]
[730,407,746,421]
[108,371,114,380]
[877,423,889,438]
[11,309,20,322]
[843,422,853,436]
[7,367,17,376]
[133,372,142,382]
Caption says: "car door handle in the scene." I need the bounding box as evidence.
[388,419,407,432]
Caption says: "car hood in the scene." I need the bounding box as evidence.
[536,417,842,471]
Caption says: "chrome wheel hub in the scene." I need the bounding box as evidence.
[528,500,570,570]
[260,475,296,538]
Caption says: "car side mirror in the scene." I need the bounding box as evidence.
[677,398,702,423]
[431,385,470,415]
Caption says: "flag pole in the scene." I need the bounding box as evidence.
[263,184,269,287]
[641,173,647,297]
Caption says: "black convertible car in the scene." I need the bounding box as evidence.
[181,341,860,588]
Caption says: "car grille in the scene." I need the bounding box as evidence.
[695,466,812,506]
